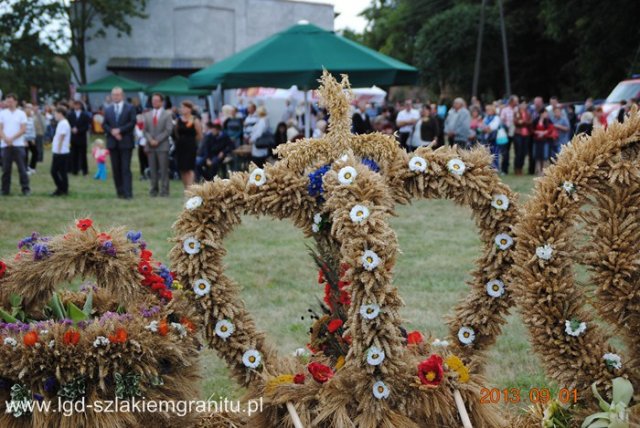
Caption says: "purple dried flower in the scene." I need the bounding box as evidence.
[80,283,98,293]
[43,377,58,393]
[140,305,161,318]
[101,241,117,257]
[33,243,50,260]
[126,230,142,243]
[18,233,38,250]
[139,240,147,250]
[61,319,73,327]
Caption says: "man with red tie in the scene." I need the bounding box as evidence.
[142,93,173,197]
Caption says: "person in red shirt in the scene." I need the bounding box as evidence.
[513,102,531,175]
[532,109,556,175]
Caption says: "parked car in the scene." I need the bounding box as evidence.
[602,78,640,123]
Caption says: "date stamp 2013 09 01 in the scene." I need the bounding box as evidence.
[479,387,578,405]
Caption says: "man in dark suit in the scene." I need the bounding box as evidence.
[102,86,137,199]
[351,101,373,135]
[67,100,91,175]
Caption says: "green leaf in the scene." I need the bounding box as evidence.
[49,292,67,321]
[82,292,93,317]
[67,301,88,324]
[0,307,18,323]
[116,304,125,314]
[591,381,611,412]
[9,294,22,308]
[612,377,633,405]
[581,412,610,428]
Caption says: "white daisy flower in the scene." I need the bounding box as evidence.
[372,380,390,399]
[93,336,110,348]
[171,322,188,338]
[145,321,159,333]
[361,250,381,271]
[495,233,513,250]
[431,338,449,347]
[215,319,235,340]
[193,278,212,297]
[249,168,267,186]
[48,339,55,349]
[185,196,203,210]
[562,181,575,194]
[359,303,381,320]
[183,237,201,255]
[408,156,428,172]
[447,158,466,176]
[350,205,370,223]
[39,330,49,336]
[313,213,323,224]
[603,353,622,370]
[536,244,553,261]
[486,279,505,298]
[366,346,385,366]
[242,349,262,369]
[338,166,357,185]
[458,327,476,345]
[311,224,320,233]
[340,154,349,162]
[491,194,510,210]
[293,347,310,357]
[3,337,17,348]
[564,320,587,337]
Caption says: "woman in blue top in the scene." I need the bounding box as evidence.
[477,104,502,171]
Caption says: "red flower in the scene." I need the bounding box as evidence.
[159,289,173,301]
[308,362,334,383]
[138,261,152,275]
[338,291,351,306]
[0,260,6,278]
[140,249,153,261]
[97,232,111,243]
[180,317,195,333]
[108,328,128,344]
[337,280,349,290]
[418,354,444,387]
[63,329,81,346]
[318,269,325,284]
[407,331,423,345]
[327,319,343,333]
[158,319,169,336]
[76,218,93,231]
[293,373,305,384]
[151,282,166,292]
[23,331,39,347]
[170,271,177,279]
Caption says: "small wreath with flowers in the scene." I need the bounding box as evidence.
[510,110,640,422]
[0,220,201,427]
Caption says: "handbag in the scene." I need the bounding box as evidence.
[255,130,276,149]
[496,127,509,145]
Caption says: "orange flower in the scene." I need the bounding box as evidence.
[407,330,423,345]
[158,319,169,336]
[76,218,93,231]
[63,329,81,346]
[23,331,39,347]
[108,327,128,344]
[180,317,195,333]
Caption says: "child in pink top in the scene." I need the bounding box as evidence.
[92,139,109,181]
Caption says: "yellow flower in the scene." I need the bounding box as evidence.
[265,374,295,393]
[445,355,464,370]
[335,355,345,370]
[457,366,470,383]
[172,280,183,290]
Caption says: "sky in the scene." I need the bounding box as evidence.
[301,0,370,33]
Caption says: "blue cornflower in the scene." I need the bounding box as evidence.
[33,243,50,260]
[361,158,380,172]
[126,230,142,243]
[308,164,331,202]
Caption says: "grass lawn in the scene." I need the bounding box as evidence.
[0,148,549,414]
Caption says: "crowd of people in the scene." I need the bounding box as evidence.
[1,87,637,198]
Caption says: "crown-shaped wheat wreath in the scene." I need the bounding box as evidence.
[172,72,518,427]
[510,110,640,426]
[0,222,201,428]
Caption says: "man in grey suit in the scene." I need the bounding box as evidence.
[143,93,173,197]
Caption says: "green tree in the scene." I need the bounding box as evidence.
[0,0,148,85]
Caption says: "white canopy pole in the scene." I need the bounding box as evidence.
[304,88,311,138]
